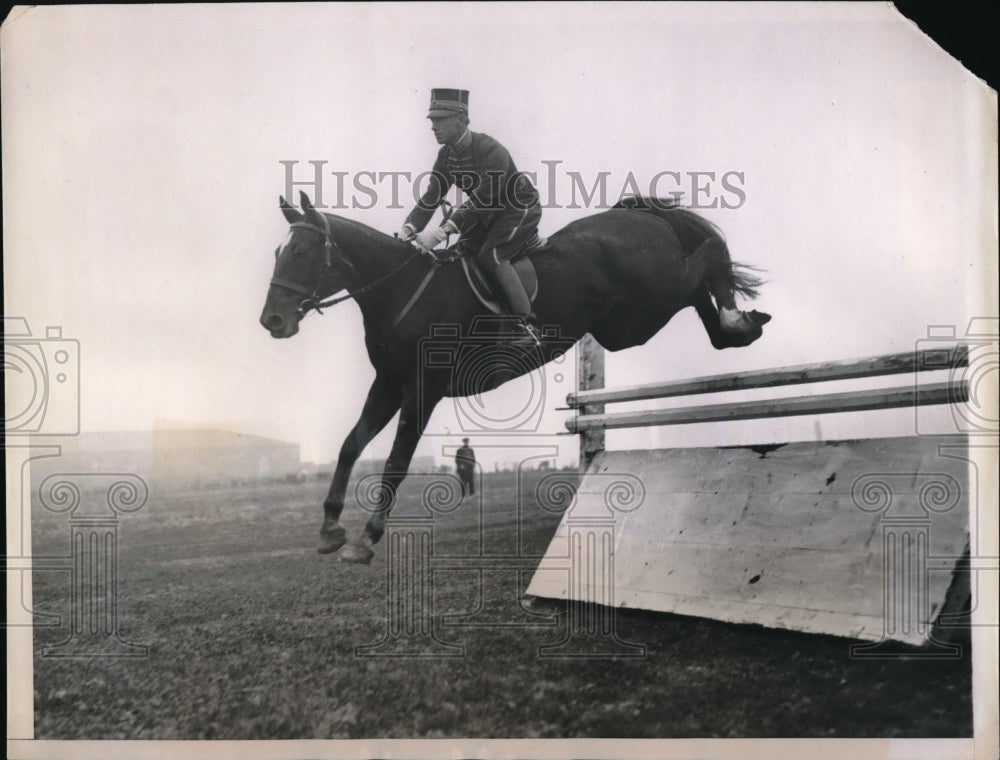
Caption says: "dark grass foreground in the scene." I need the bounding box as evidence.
[31,469,972,739]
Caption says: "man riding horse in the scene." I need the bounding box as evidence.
[399,88,759,340]
[398,88,545,346]
[261,92,772,563]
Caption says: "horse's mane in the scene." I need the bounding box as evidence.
[325,212,415,258]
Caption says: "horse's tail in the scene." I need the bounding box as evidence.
[728,261,765,301]
[674,209,765,301]
[613,197,765,301]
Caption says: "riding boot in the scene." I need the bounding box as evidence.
[492,261,542,346]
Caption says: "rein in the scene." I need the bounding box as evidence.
[270,211,450,324]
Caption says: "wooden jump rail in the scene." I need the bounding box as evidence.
[567,345,970,435]
[531,340,976,647]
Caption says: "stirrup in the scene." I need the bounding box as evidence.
[513,319,543,347]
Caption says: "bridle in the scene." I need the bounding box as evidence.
[269,211,425,319]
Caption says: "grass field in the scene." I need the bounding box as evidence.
[30,468,972,739]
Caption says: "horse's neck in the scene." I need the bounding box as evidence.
[328,215,429,322]
[329,215,398,279]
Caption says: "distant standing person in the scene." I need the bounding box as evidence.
[455,438,476,496]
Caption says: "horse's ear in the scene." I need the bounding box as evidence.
[279,196,302,223]
[300,191,324,227]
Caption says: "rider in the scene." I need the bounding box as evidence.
[399,88,544,346]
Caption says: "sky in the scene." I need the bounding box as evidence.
[3,2,996,468]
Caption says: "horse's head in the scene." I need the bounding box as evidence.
[259,192,351,338]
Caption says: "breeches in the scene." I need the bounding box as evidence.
[473,204,543,270]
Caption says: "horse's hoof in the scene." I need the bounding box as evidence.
[318,534,347,554]
[317,525,347,554]
[714,321,765,349]
[749,310,772,326]
[338,542,375,565]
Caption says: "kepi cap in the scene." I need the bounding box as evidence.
[428,88,469,118]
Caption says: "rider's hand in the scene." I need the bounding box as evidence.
[398,223,417,242]
[414,225,449,252]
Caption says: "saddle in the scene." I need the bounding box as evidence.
[451,237,546,314]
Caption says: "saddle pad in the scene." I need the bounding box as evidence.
[460,249,541,314]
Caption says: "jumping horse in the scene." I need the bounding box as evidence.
[259,192,770,563]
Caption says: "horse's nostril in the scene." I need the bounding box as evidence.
[262,313,284,331]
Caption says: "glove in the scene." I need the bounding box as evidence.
[397,223,417,242]
[414,225,449,252]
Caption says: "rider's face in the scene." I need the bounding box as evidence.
[430,114,466,145]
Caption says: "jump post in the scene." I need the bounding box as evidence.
[526,336,972,650]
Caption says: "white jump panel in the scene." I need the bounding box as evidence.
[527,436,969,645]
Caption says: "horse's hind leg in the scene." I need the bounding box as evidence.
[686,238,769,341]
[319,376,402,554]
[685,237,738,311]
[692,283,771,349]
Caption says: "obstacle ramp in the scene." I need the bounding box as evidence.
[527,435,969,646]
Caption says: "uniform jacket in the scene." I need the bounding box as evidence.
[406,131,540,236]
[455,444,476,468]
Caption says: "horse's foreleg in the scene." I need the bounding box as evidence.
[318,376,402,554]
[340,390,441,564]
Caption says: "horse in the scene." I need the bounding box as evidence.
[259,192,769,563]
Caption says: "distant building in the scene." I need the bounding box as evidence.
[30,429,301,490]
[351,456,437,477]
